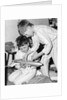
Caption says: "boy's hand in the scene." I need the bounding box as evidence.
[20,63,26,68]
[22,54,28,61]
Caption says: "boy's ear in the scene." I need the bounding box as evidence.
[18,30,21,35]
[18,29,20,33]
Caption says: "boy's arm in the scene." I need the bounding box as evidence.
[30,31,53,60]
[37,30,53,55]
[27,33,53,61]
[26,35,40,57]
[8,61,17,67]
[41,36,53,55]
[31,52,44,61]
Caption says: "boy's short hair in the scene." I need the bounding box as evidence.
[17,20,33,28]
[16,35,29,48]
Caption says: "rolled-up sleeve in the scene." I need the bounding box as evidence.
[37,29,53,55]
[29,35,40,53]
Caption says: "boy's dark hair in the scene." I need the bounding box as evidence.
[17,20,33,28]
[16,35,30,48]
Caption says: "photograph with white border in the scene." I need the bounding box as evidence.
[5,18,58,86]
[1,5,61,99]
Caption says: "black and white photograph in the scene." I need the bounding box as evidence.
[1,5,61,99]
[5,18,58,85]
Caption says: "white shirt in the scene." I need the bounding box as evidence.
[9,50,26,69]
[30,25,57,55]
[15,50,26,60]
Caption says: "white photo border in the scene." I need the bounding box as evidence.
[1,5,62,99]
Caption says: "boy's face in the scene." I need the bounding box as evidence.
[18,26,33,37]
[18,26,26,35]
[19,44,29,53]
[24,27,33,37]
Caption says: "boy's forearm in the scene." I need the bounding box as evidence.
[32,51,44,60]
[17,61,43,67]
[42,43,53,55]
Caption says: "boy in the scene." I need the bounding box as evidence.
[8,36,36,85]
[17,20,57,77]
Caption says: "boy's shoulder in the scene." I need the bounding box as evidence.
[34,25,57,31]
[34,25,57,36]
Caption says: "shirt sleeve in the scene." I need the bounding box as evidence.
[29,35,40,53]
[36,28,53,55]
[15,51,20,60]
